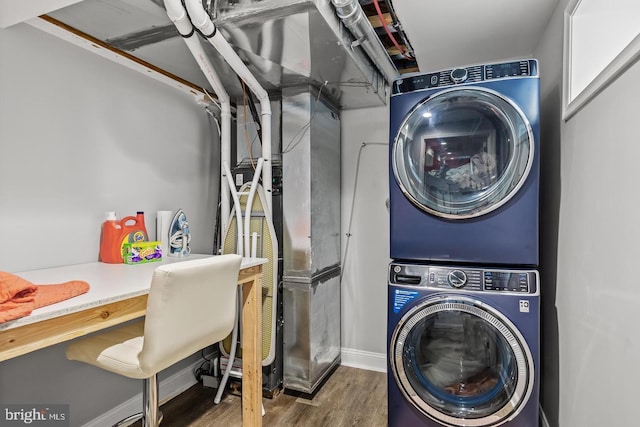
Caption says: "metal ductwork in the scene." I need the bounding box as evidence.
[46,0,397,108]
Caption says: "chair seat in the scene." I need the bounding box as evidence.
[66,320,149,379]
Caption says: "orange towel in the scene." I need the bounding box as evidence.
[0,271,90,323]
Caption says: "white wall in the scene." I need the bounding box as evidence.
[340,106,390,371]
[535,1,640,425]
[556,60,640,427]
[0,22,217,425]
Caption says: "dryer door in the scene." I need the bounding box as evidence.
[392,87,534,219]
[389,295,534,427]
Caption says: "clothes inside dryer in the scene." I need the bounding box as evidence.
[403,310,518,419]
[393,88,532,218]
[420,116,502,192]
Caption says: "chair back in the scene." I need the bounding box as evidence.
[139,254,242,375]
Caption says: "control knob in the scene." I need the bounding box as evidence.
[450,68,468,84]
[447,270,467,288]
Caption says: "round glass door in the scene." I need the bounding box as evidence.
[392,87,534,219]
[390,296,533,426]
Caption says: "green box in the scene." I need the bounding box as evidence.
[122,241,162,264]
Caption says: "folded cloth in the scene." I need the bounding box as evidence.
[0,271,90,324]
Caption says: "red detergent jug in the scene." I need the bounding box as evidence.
[99,211,149,264]
[120,211,149,246]
[99,212,122,263]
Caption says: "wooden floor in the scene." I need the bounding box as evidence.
[151,365,387,427]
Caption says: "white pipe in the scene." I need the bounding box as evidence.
[163,0,191,35]
[223,161,244,256]
[184,0,273,214]
[164,0,233,240]
[184,38,232,237]
[251,232,258,258]
[214,290,241,405]
[244,157,264,257]
[219,110,232,238]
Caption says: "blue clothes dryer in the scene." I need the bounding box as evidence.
[389,59,540,266]
[387,262,540,427]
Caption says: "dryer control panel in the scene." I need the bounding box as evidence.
[392,59,538,95]
[389,263,538,294]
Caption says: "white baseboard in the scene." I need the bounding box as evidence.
[82,356,209,427]
[340,348,387,373]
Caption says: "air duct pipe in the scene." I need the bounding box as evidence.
[164,0,233,237]
[331,0,399,83]
[184,0,273,214]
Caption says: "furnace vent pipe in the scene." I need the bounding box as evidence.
[331,0,399,83]
[184,0,273,214]
[164,0,233,235]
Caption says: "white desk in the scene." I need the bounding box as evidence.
[0,255,266,427]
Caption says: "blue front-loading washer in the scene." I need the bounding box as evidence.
[389,59,540,266]
[387,262,539,427]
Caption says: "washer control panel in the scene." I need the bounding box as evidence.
[389,263,537,294]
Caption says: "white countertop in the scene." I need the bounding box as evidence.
[1,255,267,332]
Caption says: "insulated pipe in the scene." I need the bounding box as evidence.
[184,0,273,214]
[164,0,233,238]
[331,0,399,83]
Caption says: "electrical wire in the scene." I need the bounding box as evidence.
[169,229,192,255]
[193,349,216,382]
[202,88,222,111]
[341,141,388,278]
[372,0,413,60]
[204,100,222,256]
[213,199,223,254]
[242,77,263,143]
[382,0,416,59]
[204,106,221,137]
[539,403,551,427]
[282,82,328,154]
[241,80,256,170]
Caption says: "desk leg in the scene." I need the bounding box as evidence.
[241,274,262,427]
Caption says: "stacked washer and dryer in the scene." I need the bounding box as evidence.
[387,59,540,427]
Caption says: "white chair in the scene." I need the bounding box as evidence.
[66,254,242,427]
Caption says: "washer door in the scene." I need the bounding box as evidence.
[392,87,534,219]
[390,295,534,427]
